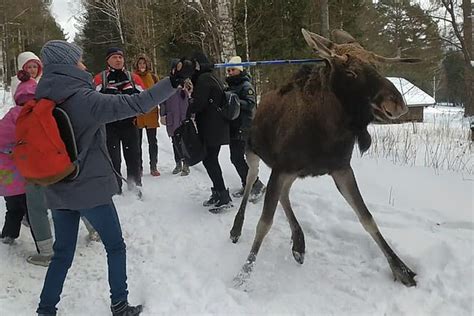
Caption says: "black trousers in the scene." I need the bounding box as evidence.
[171,135,184,163]
[2,194,28,238]
[138,128,158,171]
[202,145,226,191]
[106,122,142,189]
[230,139,249,186]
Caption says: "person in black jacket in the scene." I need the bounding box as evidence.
[188,52,232,212]
[225,56,265,200]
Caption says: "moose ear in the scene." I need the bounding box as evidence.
[331,29,357,44]
[302,28,335,59]
[302,29,335,49]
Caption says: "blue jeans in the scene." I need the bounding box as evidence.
[36,202,128,315]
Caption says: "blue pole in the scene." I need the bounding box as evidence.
[213,58,324,68]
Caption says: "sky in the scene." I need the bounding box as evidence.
[50,0,84,42]
[49,0,439,43]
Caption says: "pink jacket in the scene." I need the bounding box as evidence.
[0,106,26,196]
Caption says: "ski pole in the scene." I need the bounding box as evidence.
[213,58,324,68]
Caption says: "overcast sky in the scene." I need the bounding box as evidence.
[50,0,84,42]
[49,0,439,43]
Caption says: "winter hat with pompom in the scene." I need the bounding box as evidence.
[14,70,37,105]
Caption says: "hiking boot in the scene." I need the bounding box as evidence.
[111,302,143,316]
[172,161,182,175]
[27,238,53,267]
[203,188,219,207]
[209,189,233,214]
[150,169,161,177]
[1,236,14,245]
[88,231,101,242]
[232,186,245,198]
[180,163,190,176]
[27,253,52,267]
[249,178,266,203]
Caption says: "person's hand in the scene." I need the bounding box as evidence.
[170,58,195,88]
[183,79,193,96]
[160,116,167,125]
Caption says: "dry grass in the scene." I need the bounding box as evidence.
[365,110,473,175]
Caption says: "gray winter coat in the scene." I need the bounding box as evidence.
[36,64,176,210]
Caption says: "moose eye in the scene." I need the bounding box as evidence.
[345,70,357,79]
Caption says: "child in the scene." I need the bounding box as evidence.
[10,51,43,98]
[160,60,192,176]
[0,71,35,244]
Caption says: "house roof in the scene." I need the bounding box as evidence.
[387,77,436,107]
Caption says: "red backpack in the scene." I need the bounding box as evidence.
[12,99,79,186]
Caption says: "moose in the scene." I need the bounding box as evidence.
[231,29,418,287]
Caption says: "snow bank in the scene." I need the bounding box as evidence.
[0,124,472,315]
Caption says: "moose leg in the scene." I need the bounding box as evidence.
[230,150,261,243]
[234,170,286,287]
[331,167,416,287]
[279,175,305,264]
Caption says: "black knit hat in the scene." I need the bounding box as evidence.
[106,47,124,60]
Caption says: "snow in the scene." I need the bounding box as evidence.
[0,87,473,315]
[387,77,436,107]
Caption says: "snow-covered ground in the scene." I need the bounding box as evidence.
[0,90,473,315]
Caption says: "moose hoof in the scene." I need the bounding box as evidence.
[292,250,305,264]
[230,232,240,243]
[233,260,255,289]
[391,262,417,287]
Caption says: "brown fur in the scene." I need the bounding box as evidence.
[230,30,417,288]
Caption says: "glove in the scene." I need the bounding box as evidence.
[170,58,195,88]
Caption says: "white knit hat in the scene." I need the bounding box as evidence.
[226,56,243,71]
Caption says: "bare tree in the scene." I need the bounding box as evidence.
[185,0,236,62]
[84,0,125,45]
[439,0,473,139]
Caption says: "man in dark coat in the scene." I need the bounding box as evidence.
[94,48,145,196]
[188,52,232,212]
[225,56,265,200]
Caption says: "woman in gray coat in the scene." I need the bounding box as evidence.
[35,40,192,316]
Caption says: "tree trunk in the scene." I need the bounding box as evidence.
[462,0,473,121]
[320,0,329,38]
[462,0,473,140]
[217,0,236,62]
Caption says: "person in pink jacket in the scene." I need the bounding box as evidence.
[0,71,36,244]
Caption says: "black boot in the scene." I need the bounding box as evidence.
[232,186,245,198]
[111,301,143,316]
[209,189,233,214]
[203,188,219,207]
[249,178,266,203]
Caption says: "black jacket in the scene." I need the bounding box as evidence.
[225,71,256,140]
[189,65,229,147]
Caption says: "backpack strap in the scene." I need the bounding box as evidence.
[125,70,136,90]
[209,75,226,110]
[78,128,129,184]
[101,70,108,92]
